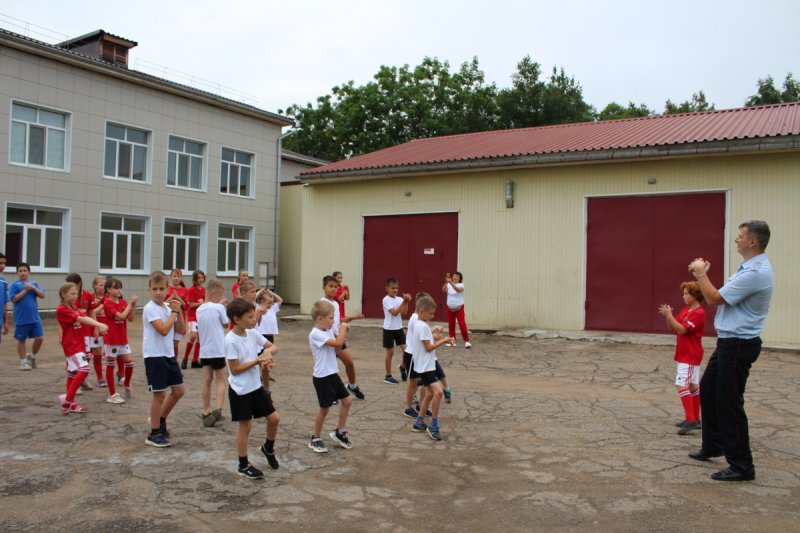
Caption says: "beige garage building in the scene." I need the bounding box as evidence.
[297,103,799,345]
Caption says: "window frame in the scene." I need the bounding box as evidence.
[216,223,254,277]
[98,212,151,275]
[102,120,153,184]
[8,100,72,172]
[219,147,256,199]
[161,217,207,275]
[3,202,71,273]
[166,134,208,192]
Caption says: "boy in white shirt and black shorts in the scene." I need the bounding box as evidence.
[225,298,280,480]
[196,278,229,427]
[382,277,410,384]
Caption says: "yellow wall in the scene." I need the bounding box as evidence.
[277,182,304,302]
[300,151,800,344]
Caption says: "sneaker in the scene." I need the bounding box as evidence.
[427,425,442,441]
[80,381,94,391]
[191,361,202,369]
[403,406,419,419]
[260,443,280,470]
[444,343,454,347]
[107,393,126,404]
[68,403,87,414]
[677,420,702,435]
[444,387,452,404]
[58,394,69,414]
[675,419,702,428]
[308,436,328,454]
[238,463,264,479]
[412,394,418,405]
[124,386,132,399]
[348,385,365,400]
[412,422,428,432]
[415,405,432,417]
[26,353,37,369]
[202,411,219,428]
[116,372,124,385]
[399,365,408,382]
[19,359,32,371]
[97,379,107,387]
[464,341,472,349]
[180,359,188,370]
[145,433,172,448]
[384,376,399,385]
[330,430,354,449]
[160,424,171,439]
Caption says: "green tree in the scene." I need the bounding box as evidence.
[598,101,653,121]
[664,91,715,114]
[745,73,799,106]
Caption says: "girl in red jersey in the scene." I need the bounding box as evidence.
[658,281,706,435]
[88,275,108,386]
[66,273,100,389]
[57,282,107,414]
[166,269,188,359]
[103,278,138,403]
[182,270,206,369]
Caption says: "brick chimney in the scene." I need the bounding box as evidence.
[57,30,137,68]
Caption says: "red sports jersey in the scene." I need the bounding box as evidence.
[57,304,86,356]
[167,285,189,318]
[90,293,107,327]
[334,285,347,319]
[103,298,130,345]
[674,306,706,365]
[231,282,240,299]
[78,290,95,336]
[186,285,206,322]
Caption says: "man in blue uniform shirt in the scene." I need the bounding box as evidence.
[686,220,773,482]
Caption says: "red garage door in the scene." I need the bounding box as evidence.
[585,193,725,335]
[362,213,458,322]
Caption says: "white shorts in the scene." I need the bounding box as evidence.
[187,321,198,333]
[675,363,700,387]
[104,344,133,358]
[85,335,104,351]
[65,352,91,372]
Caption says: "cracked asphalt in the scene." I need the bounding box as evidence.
[1,310,798,532]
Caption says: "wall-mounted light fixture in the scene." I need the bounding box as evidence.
[404,191,412,197]
[505,179,514,208]
[647,178,657,185]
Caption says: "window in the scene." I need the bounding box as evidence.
[100,213,148,273]
[167,136,206,190]
[163,219,205,272]
[220,148,254,197]
[217,224,252,275]
[104,123,151,182]
[9,102,70,170]
[4,205,69,271]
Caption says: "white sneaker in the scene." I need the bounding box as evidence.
[464,341,472,349]
[27,353,37,369]
[444,343,454,347]
[19,359,32,370]
[107,393,126,404]
[124,386,132,399]
[58,394,67,407]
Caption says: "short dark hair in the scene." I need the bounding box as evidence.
[740,220,770,251]
[680,281,704,303]
[227,298,255,321]
[105,277,123,294]
[332,271,342,277]
[17,262,31,271]
[0,252,6,260]
[65,272,83,286]
[323,275,338,286]
[453,271,464,282]
[386,277,398,286]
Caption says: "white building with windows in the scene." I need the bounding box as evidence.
[1,28,292,310]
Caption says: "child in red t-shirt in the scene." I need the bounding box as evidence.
[88,275,108,386]
[231,269,249,299]
[57,282,108,414]
[658,281,706,435]
[103,278,138,402]
[167,269,188,359]
[182,270,206,369]
[65,273,100,390]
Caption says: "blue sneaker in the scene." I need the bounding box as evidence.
[444,387,452,404]
[412,422,428,433]
[330,430,354,450]
[427,425,442,441]
[145,433,172,448]
[403,406,419,419]
[384,376,399,385]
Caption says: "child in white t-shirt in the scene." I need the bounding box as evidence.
[225,298,280,480]
[307,300,353,454]
[255,289,282,343]
[321,275,365,400]
[382,277,410,384]
[409,295,454,441]
[142,271,186,448]
[196,279,229,427]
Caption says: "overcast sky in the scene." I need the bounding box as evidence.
[2,0,799,119]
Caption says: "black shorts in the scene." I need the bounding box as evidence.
[201,357,226,370]
[312,373,350,408]
[403,352,420,378]
[383,328,406,349]
[144,356,184,392]
[435,360,446,380]
[261,334,274,343]
[417,370,439,387]
[229,386,275,421]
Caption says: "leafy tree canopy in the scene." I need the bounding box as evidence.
[598,101,654,121]
[664,91,715,114]
[745,73,799,106]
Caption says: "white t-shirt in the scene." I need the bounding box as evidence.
[383,295,404,330]
[197,302,229,358]
[446,283,465,309]
[411,320,436,373]
[308,326,339,378]
[320,297,340,335]
[225,329,267,395]
[406,312,419,356]
[142,301,175,358]
[256,303,280,335]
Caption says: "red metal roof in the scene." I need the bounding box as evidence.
[302,102,800,177]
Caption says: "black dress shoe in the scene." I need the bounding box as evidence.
[688,449,723,461]
[711,467,755,482]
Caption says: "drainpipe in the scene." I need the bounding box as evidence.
[274,128,298,290]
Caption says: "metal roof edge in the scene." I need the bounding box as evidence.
[280,149,328,166]
[300,136,800,184]
[0,28,293,127]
